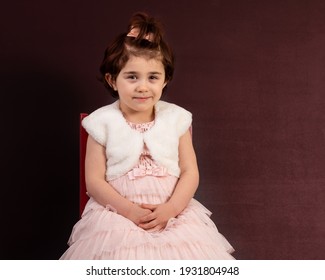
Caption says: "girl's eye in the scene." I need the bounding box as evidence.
[127,75,137,80]
[149,75,159,80]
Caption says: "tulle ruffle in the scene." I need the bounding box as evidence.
[60,175,234,260]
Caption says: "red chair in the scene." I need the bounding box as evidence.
[79,113,89,215]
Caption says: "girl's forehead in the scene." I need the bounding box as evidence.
[123,55,164,71]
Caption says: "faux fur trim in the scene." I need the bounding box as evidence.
[82,100,192,180]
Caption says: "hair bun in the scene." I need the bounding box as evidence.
[127,12,164,45]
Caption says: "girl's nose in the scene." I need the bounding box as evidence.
[136,80,149,92]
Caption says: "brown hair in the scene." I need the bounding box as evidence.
[99,12,175,98]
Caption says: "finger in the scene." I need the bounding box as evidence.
[146,225,164,233]
[140,212,156,223]
[141,203,157,210]
[139,219,157,230]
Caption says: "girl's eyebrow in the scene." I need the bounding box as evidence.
[122,71,137,75]
[122,71,163,75]
[149,71,163,75]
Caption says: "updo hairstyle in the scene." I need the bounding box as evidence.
[99,12,175,98]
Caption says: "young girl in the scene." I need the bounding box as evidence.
[61,12,234,260]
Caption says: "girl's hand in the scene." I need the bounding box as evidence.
[125,203,153,226]
[138,202,177,232]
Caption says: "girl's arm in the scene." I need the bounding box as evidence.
[85,135,152,224]
[139,129,199,231]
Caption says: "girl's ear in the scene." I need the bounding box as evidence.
[105,73,117,91]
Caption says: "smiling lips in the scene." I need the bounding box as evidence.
[133,96,152,102]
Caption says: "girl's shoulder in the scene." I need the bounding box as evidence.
[81,101,122,146]
[155,101,192,136]
[156,100,192,117]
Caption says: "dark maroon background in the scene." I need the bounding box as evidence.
[1,0,324,259]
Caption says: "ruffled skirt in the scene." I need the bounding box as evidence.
[60,175,234,260]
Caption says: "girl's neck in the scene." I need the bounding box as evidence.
[119,106,155,124]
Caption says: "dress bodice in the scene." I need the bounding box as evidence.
[126,120,167,180]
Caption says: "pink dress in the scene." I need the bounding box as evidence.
[60,121,234,259]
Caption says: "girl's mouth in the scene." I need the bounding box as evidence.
[133,96,151,102]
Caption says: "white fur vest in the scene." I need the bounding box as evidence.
[82,100,192,180]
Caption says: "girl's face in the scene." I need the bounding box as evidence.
[110,55,167,121]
